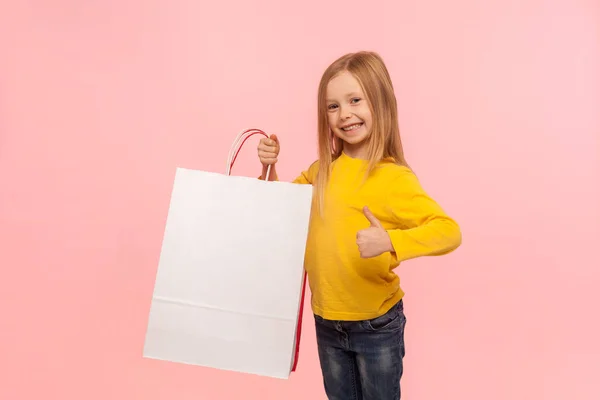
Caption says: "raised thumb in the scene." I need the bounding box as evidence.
[363,206,383,228]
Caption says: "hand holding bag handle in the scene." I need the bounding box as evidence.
[226,128,272,180]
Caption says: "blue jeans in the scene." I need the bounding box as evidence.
[314,300,407,400]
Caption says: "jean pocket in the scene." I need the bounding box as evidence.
[364,303,402,332]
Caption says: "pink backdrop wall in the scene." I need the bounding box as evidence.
[1,1,598,399]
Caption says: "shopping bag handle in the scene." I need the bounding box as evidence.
[226,128,272,180]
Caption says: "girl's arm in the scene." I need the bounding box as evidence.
[386,170,462,263]
[260,164,278,181]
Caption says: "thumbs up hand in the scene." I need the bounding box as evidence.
[356,206,394,258]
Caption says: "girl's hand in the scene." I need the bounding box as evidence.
[257,134,280,166]
[357,206,394,258]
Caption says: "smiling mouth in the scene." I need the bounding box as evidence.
[341,123,363,132]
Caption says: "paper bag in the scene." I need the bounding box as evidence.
[143,131,313,379]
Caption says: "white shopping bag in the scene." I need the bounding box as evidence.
[143,129,313,379]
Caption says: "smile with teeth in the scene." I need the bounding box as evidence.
[342,123,363,132]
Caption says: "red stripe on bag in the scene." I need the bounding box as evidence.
[291,271,307,371]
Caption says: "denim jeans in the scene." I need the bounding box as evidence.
[314,300,407,400]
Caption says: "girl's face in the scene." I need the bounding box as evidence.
[325,71,373,158]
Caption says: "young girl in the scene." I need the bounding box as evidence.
[257,51,461,400]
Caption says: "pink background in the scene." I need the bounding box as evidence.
[1,1,598,399]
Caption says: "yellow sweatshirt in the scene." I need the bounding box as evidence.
[292,152,462,321]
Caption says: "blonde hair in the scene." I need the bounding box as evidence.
[314,51,409,214]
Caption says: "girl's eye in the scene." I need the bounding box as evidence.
[327,104,338,110]
[351,98,361,104]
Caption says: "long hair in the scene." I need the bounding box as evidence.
[314,51,409,214]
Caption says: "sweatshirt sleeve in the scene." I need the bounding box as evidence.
[386,169,462,263]
[258,160,318,184]
[292,160,319,185]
